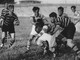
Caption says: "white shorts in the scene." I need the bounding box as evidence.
[30,25,37,35]
[37,30,61,52]
[75,22,80,33]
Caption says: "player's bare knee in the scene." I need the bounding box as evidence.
[67,39,74,48]
[37,40,43,46]
[2,32,7,39]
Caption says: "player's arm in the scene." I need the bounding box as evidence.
[0,9,6,27]
[1,9,6,19]
[14,13,20,26]
[0,16,4,27]
[49,24,56,35]
[42,15,49,25]
[34,25,48,42]
[33,31,43,42]
[30,16,37,25]
[52,21,62,34]
[71,11,80,25]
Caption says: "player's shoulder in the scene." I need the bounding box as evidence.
[2,8,8,12]
[63,13,68,17]
[12,12,18,17]
[39,13,44,17]
[75,11,79,14]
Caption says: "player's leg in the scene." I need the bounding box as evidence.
[0,32,7,47]
[27,35,36,50]
[66,23,80,56]
[55,28,67,55]
[27,25,37,50]
[0,24,8,47]
[9,33,15,48]
[8,25,15,48]
[43,40,49,54]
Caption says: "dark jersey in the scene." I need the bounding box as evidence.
[57,16,72,28]
[3,12,19,26]
[32,14,45,27]
[1,8,9,19]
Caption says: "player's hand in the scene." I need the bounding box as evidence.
[32,22,37,25]
[0,19,3,28]
[32,22,35,25]
[14,22,19,26]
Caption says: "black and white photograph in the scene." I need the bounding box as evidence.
[0,0,80,60]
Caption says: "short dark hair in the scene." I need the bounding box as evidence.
[58,6,64,11]
[71,6,76,9]
[49,12,57,18]
[8,4,14,9]
[32,6,40,12]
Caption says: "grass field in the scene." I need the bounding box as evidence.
[0,17,80,60]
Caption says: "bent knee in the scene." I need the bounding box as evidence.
[67,39,74,48]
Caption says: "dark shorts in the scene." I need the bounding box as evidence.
[2,24,15,33]
[61,23,76,39]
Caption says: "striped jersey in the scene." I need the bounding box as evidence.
[2,12,19,26]
[57,14,72,28]
[32,14,46,27]
[1,8,9,19]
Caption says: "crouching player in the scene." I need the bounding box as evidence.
[54,6,80,57]
[35,12,61,54]
[0,4,20,48]
[27,6,48,50]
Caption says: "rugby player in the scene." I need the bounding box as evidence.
[0,4,20,48]
[70,6,80,33]
[35,12,59,54]
[0,3,8,27]
[27,6,48,50]
[70,5,80,24]
[54,6,80,57]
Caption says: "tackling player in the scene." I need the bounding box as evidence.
[27,6,48,50]
[54,6,80,57]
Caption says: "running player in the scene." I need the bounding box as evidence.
[27,6,48,50]
[0,4,20,48]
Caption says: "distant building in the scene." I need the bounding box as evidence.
[15,0,41,4]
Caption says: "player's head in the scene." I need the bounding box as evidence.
[49,12,57,23]
[8,4,14,13]
[71,6,76,13]
[32,6,40,16]
[58,6,64,16]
